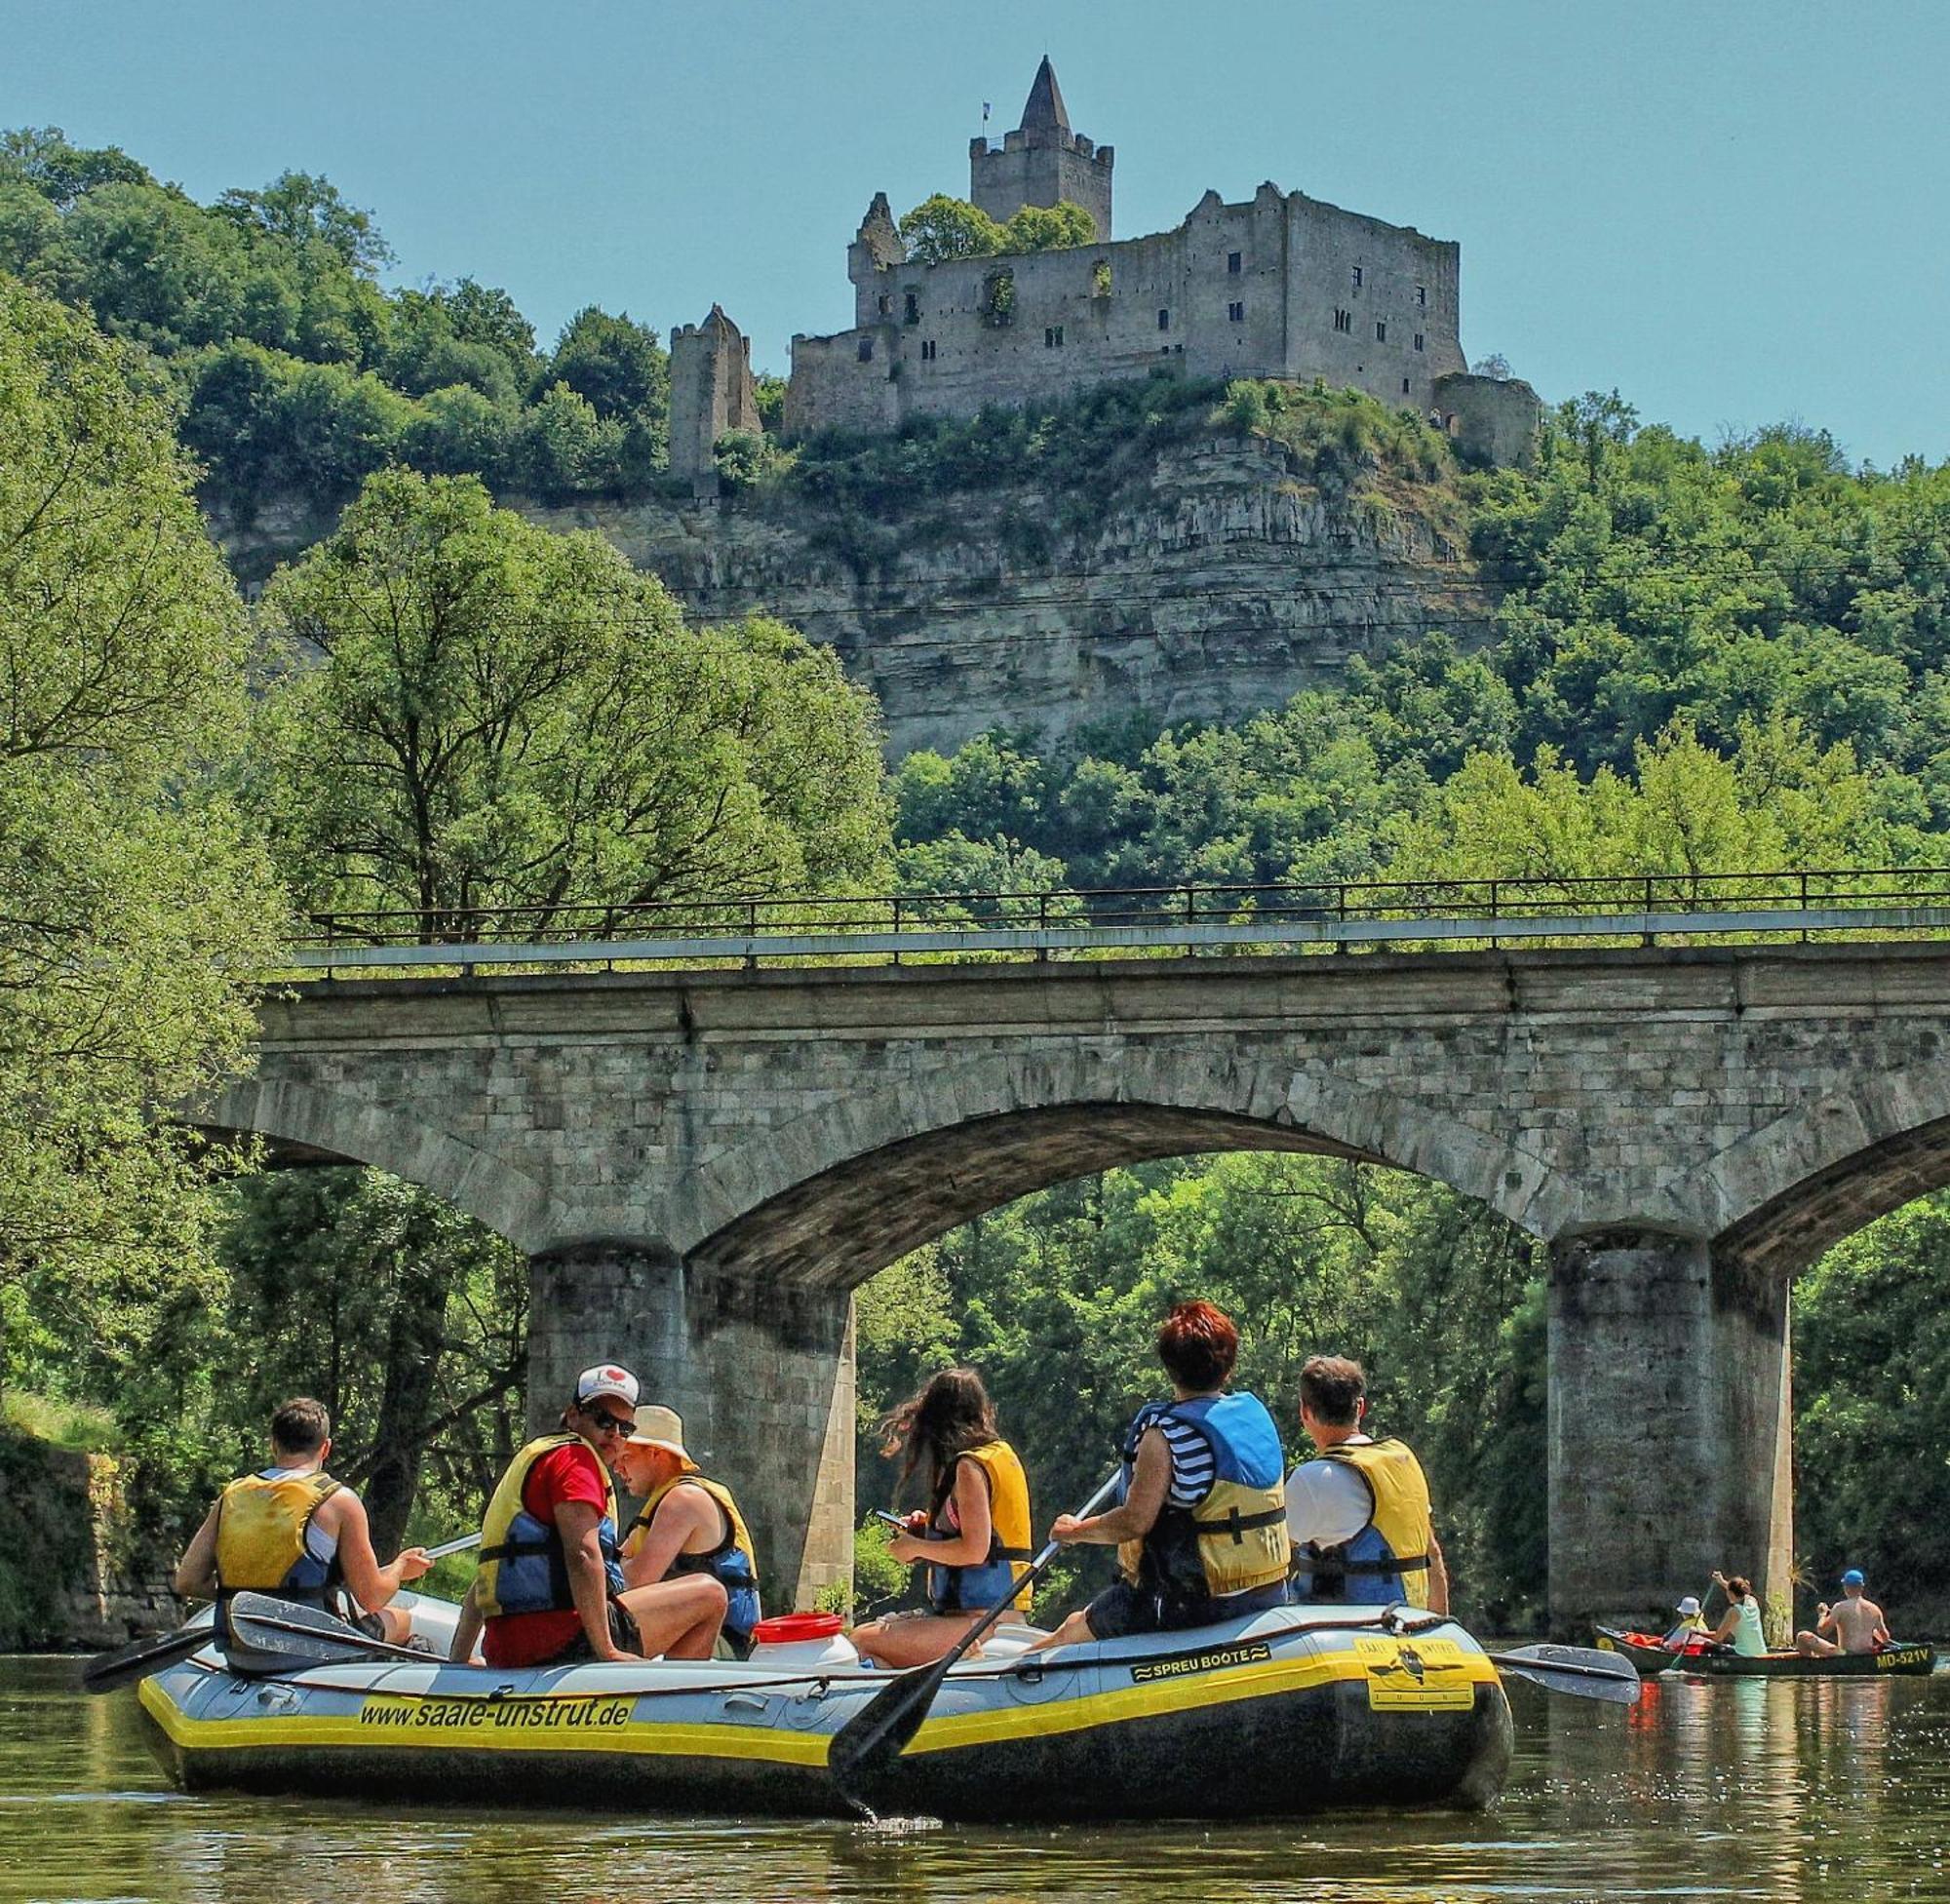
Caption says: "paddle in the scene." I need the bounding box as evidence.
[79,1532,482,1694]
[1484,1642,1642,1705]
[221,1592,440,1674]
[80,1609,216,1695]
[828,1468,1122,1811]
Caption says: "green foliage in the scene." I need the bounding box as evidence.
[251,470,891,932]
[0,277,280,1370]
[898,195,1095,265]
[0,126,675,512]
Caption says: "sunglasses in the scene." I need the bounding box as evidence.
[582,1406,636,1438]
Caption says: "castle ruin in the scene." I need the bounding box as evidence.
[674,58,1540,475]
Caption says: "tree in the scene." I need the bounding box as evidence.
[215,170,393,278]
[898,194,1007,265]
[1000,202,1094,252]
[0,278,279,1381]
[547,305,668,424]
[250,469,890,937]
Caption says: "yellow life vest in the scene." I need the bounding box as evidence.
[1295,1437,1434,1610]
[926,1439,1034,1613]
[1115,1394,1292,1600]
[475,1433,622,1621]
[624,1474,763,1640]
[214,1468,341,1600]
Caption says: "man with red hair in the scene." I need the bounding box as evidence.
[1035,1301,1291,1647]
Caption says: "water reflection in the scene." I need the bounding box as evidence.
[1,1657,1948,1902]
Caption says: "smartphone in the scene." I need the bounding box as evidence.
[871,1508,910,1531]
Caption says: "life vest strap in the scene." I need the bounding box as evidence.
[478,1537,557,1564]
[1303,1545,1429,1574]
[1196,1502,1289,1543]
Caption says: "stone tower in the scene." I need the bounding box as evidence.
[668,305,761,489]
[969,57,1114,240]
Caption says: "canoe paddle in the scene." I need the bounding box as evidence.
[1483,1642,1642,1704]
[79,1532,482,1693]
[829,1468,1122,1813]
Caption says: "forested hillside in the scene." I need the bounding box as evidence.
[4,119,1950,1638]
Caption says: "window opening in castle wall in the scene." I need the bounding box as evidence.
[920,339,937,361]
[1376,321,1387,342]
[857,337,874,362]
[1402,377,1411,394]
[878,293,891,317]
[1157,307,1170,331]
[1092,259,1112,296]
[904,291,919,324]
[1228,252,1242,275]
[1351,265,1363,290]
[1044,326,1065,348]
[1228,301,1244,323]
[1414,332,1424,352]
[1417,285,1426,306]
[1333,308,1351,333]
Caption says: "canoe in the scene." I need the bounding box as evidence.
[137,1595,1513,1821]
[1595,1627,1935,1679]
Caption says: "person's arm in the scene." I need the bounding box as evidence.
[555,1499,633,1661]
[621,1487,715,1589]
[173,1505,220,1599]
[449,1578,484,1663]
[889,1459,994,1568]
[1869,1599,1891,1646]
[1707,1604,1738,1643]
[1052,1430,1169,1547]
[1425,1528,1450,1616]
[323,1491,432,1613]
[1815,1601,1837,1637]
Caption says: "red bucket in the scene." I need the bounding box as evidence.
[750,1612,845,1646]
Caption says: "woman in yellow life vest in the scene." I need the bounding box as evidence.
[1035,1302,1291,1649]
[852,1368,1034,1669]
[173,1397,432,1645]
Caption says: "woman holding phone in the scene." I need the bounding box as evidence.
[852,1368,1034,1668]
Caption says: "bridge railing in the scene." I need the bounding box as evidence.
[278,868,1950,975]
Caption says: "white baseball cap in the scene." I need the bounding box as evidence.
[574,1364,640,1409]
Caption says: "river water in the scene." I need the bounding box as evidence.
[3,1655,1949,1902]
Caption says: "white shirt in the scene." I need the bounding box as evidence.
[1285,1436,1375,1548]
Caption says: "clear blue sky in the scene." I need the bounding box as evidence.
[6,0,1946,467]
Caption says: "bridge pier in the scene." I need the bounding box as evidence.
[1546,1228,1792,1636]
[526,1244,855,1614]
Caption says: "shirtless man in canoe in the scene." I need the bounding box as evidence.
[1795,1568,1891,1657]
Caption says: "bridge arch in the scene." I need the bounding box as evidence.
[196,1076,559,1252]
[1691,1060,1950,1282]
[675,1046,1559,1287]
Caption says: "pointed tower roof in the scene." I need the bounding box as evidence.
[1019,57,1071,136]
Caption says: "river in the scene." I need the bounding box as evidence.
[2,1655,1948,1901]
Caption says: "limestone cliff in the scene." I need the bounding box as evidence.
[521,433,1495,757]
[212,430,1495,758]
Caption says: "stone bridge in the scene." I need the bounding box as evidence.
[198,940,1950,1628]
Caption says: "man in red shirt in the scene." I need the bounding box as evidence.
[450,1363,695,1667]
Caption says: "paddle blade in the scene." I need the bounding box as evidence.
[222,1592,428,1675]
[80,1617,214,1694]
[827,1660,949,1808]
[1490,1643,1642,1704]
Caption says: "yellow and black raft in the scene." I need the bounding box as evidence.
[137,1594,1516,1821]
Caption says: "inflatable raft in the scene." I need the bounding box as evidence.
[137,1595,1513,1821]
[1595,1627,1937,1678]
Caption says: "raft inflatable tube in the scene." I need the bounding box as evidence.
[138,1598,1513,1821]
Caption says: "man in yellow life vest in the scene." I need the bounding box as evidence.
[173,1397,432,1644]
[1286,1355,1449,1613]
[612,1405,759,1657]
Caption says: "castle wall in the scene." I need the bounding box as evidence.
[1434,371,1543,469]
[787,186,1476,442]
[670,309,763,486]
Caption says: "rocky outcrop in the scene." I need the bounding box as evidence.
[211,433,1495,758]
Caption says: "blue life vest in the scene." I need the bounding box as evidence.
[475,1434,626,1620]
[1117,1392,1292,1603]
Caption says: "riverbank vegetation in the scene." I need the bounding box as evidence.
[6,218,1950,1631]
